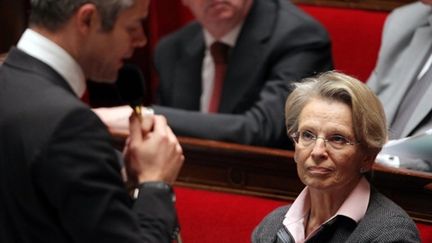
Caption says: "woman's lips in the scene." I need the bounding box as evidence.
[307,166,334,175]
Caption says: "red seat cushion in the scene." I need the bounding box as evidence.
[175,186,432,242]
[299,5,388,82]
[417,223,432,242]
[175,186,289,242]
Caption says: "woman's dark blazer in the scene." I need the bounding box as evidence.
[252,188,420,242]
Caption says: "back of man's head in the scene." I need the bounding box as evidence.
[29,0,134,31]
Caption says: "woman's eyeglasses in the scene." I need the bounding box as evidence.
[290,130,359,150]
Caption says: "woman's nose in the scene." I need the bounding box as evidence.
[310,139,328,158]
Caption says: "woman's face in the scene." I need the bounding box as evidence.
[293,98,370,193]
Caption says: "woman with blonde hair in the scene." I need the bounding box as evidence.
[252,71,419,242]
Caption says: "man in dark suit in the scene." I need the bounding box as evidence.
[0,0,184,242]
[153,0,333,148]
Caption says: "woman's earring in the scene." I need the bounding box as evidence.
[360,167,368,173]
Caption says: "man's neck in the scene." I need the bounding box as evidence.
[30,25,79,62]
[205,22,238,40]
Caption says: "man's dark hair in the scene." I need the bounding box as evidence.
[29,0,134,31]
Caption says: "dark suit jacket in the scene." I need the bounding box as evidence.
[153,0,333,148]
[0,48,176,243]
[252,188,420,243]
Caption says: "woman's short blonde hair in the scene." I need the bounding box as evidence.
[285,71,387,156]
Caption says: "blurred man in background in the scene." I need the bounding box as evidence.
[152,0,333,148]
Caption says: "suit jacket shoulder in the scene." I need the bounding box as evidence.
[348,189,420,242]
[368,1,432,86]
[252,205,290,243]
[155,21,203,69]
[377,1,431,70]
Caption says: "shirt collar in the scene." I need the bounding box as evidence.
[203,21,244,48]
[282,185,310,242]
[17,29,86,98]
[336,177,370,222]
[283,177,370,242]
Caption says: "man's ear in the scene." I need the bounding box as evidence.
[74,4,99,34]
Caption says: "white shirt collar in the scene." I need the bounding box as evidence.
[203,22,244,48]
[17,29,86,98]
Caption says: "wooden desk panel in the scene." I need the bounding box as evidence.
[110,129,432,223]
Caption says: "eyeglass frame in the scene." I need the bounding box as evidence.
[290,130,359,150]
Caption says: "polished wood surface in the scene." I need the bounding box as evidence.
[293,0,415,11]
[110,128,432,223]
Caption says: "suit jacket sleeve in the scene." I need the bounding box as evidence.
[33,107,176,243]
[367,2,428,94]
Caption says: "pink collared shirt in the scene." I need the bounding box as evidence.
[282,177,370,242]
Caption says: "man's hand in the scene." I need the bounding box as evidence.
[124,114,184,185]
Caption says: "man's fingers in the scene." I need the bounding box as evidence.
[152,115,168,135]
[140,114,154,134]
[128,114,142,142]
[129,114,154,142]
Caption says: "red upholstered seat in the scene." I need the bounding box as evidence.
[175,186,432,243]
[417,224,432,242]
[299,5,388,82]
[175,186,288,243]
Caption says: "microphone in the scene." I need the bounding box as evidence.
[116,64,148,117]
[116,65,182,242]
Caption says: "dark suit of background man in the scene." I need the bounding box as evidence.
[367,0,432,172]
[152,0,333,148]
[0,0,184,242]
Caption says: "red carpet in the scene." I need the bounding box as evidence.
[175,186,432,243]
